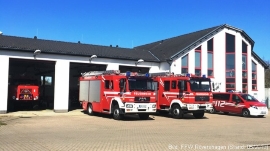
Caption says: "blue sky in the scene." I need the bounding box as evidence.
[1,0,269,60]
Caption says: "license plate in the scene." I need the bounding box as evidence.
[261,111,266,114]
[139,105,147,108]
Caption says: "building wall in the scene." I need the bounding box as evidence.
[170,27,266,102]
[0,50,160,113]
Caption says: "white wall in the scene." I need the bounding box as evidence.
[250,56,265,102]
[54,60,70,112]
[0,55,9,113]
[168,27,265,101]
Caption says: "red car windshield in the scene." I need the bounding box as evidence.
[240,94,259,102]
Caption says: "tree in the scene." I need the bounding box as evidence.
[265,60,270,88]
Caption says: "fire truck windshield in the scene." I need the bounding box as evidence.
[240,94,259,102]
[128,79,156,91]
[189,79,211,92]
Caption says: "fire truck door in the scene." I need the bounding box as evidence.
[230,94,243,113]
[178,80,189,102]
[103,80,113,110]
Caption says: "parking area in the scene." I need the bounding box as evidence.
[1,110,270,151]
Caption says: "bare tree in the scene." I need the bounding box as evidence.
[265,60,270,88]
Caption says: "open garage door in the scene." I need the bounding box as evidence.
[119,66,150,73]
[8,58,55,112]
[68,62,107,111]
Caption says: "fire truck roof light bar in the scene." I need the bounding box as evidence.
[125,71,150,77]
[228,90,242,93]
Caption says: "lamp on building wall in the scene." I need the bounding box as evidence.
[135,59,144,66]
[89,55,97,62]
[33,49,41,59]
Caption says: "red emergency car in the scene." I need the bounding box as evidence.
[209,91,268,117]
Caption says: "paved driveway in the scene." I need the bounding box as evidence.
[0,110,270,151]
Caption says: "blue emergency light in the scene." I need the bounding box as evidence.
[202,74,206,78]
[126,71,131,77]
[186,73,190,77]
[145,73,149,77]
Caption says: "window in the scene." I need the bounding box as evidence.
[105,80,113,89]
[41,76,52,86]
[225,33,235,92]
[252,61,257,90]
[242,41,248,93]
[171,81,176,89]
[213,94,230,101]
[242,41,247,53]
[181,54,188,73]
[226,33,235,52]
[195,46,201,76]
[207,38,214,77]
[164,81,170,91]
[232,94,241,102]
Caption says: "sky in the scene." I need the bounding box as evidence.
[0,0,269,60]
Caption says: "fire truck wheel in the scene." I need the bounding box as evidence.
[112,105,124,120]
[171,105,183,119]
[242,109,250,117]
[209,107,216,114]
[193,111,205,119]
[87,104,95,115]
[138,114,149,120]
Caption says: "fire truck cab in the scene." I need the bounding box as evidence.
[209,91,268,117]
[8,75,40,110]
[150,72,213,119]
[79,70,157,120]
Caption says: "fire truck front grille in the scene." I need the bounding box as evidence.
[134,97,150,103]
[195,96,210,102]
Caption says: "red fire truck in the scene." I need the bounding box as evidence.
[8,75,40,110]
[79,70,157,120]
[150,72,213,119]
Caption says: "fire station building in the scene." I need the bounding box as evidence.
[0,24,268,113]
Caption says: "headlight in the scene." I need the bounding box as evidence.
[126,104,133,108]
[152,104,156,108]
[251,105,258,109]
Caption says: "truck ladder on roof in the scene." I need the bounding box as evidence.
[149,72,189,77]
[81,70,120,77]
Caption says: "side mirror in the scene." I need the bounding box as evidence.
[212,83,215,91]
[119,79,125,89]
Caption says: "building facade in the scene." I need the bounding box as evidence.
[0,24,268,113]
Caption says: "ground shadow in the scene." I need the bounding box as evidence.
[81,111,155,121]
[205,112,266,118]
[151,112,209,120]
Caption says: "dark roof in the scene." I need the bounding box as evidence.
[134,25,222,61]
[252,51,269,69]
[0,35,158,62]
[135,24,268,69]
[0,24,267,69]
